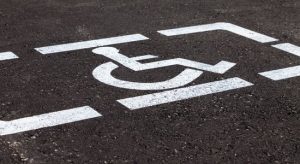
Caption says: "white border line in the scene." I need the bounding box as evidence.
[259,43,300,80]
[0,106,101,135]
[272,43,300,57]
[0,52,18,61]
[118,77,253,110]
[35,34,149,54]
[259,65,300,81]
[158,22,278,43]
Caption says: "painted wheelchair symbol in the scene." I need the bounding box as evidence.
[92,47,236,90]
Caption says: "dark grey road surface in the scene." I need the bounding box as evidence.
[0,0,299,163]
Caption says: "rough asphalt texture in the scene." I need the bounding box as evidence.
[0,0,299,163]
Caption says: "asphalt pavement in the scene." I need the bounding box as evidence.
[0,0,299,163]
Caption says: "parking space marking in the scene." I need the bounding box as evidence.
[92,51,203,90]
[0,52,18,61]
[117,77,253,110]
[0,106,101,136]
[92,47,236,74]
[272,43,300,57]
[158,22,278,43]
[1,22,299,135]
[35,34,149,54]
[93,62,203,90]
[259,65,300,81]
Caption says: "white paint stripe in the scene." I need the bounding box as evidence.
[118,77,253,110]
[0,52,19,61]
[131,54,158,61]
[0,106,101,136]
[259,65,300,81]
[272,43,300,57]
[35,34,149,54]
[158,22,278,43]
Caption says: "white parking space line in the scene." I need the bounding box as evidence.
[0,52,19,61]
[117,77,253,110]
[259,65,300,81]
[0,106,101,136]
[35,34,149,54]
[158,22,278,43]
[272,43,300,57]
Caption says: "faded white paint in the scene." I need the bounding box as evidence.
[272,43,300,57]
[158,22,278,43]
[259,65,300,81]
[0,106,101,136]
[35,34,149,54]
[0,52,18,61]
[118,77,253,110]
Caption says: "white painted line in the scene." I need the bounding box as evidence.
[35,34,149,54]
[259,65,300,81]
[272,43,300,57]
[0,52,19,61]
[130,54,158,61]
[117,77,253,110]
[158,22,278,43]
[0,106,101,136]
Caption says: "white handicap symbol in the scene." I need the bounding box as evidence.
[92,47,236,90]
